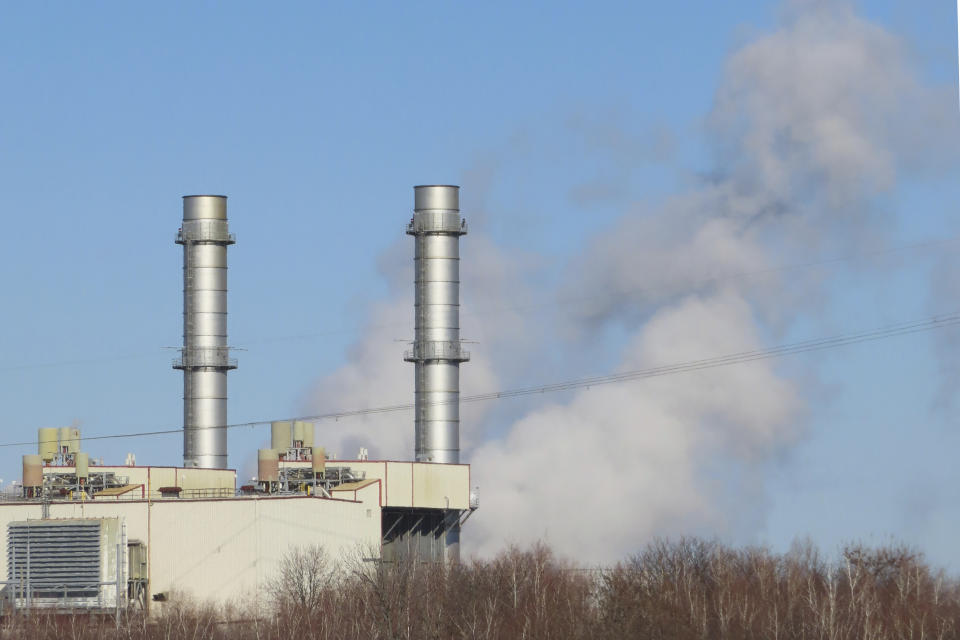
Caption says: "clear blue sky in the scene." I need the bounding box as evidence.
[1,0,959,567]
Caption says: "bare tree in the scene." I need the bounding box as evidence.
[267,544,333,611]
[2,537,960,640]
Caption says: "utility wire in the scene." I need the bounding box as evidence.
[9,311,960,451]
[4,234,960,371]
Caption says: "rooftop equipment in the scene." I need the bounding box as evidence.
[257,449,279,484]
[311,447,326,473]
[174,195,237,469]
[75,452,90,480]
[37,428,58,463]
[269,420,315,463]
[21,456,42,494]
[36,427,82,467]
[58,427,80,455]
[293,420,314,448]
[271,421,292,451]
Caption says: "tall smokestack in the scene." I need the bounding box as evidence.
[405,185,469,465]
[174,195,236,469]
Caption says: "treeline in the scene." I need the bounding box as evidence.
[4,538,960,639]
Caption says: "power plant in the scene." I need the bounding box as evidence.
[0,187,477,613]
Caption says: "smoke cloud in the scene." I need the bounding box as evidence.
[303,0,951,563]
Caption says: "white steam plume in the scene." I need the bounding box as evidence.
[304,0,950,563]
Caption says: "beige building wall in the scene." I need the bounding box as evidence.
[350,461,470,510]
[412,463,470,510]
[147,495,379,603]
[275,460,469,510]
[9,461,470,606]
[329,479,382,506]
[349,462,413,506]
[0,491,379,607]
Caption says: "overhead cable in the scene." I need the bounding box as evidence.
[8,311,960,451]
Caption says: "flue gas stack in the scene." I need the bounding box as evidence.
[404,185,469,465]
[174,195,237,469]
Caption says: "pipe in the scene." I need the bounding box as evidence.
[405,185,468,564]
[174,195,236,469]
[405,185,469,465]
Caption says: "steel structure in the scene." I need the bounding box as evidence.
[174,195,236,469]
[404,185,469,563]
[404,185,469,464]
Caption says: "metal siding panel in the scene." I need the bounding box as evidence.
[148,497,379,602]
[412,464,470,509]
[5,517,125,609]
[388,462,413,507]
[0,492,380,606]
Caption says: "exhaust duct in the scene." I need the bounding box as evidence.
[405,185,468,563]
[404,185,469,464]
[174,195,236,469]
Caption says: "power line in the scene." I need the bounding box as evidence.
[8,311,960,451]
[4,234,960,372]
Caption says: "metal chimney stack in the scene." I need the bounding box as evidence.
[405,185,469,465]
[174,195,237,469]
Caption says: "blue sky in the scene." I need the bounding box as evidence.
[1,0,959,567]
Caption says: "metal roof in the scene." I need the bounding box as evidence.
[95,484,142,497]
[330,479,378,492]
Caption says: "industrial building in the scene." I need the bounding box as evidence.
[0,186,476,613]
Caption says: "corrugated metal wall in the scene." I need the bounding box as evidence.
[0,494,378,606]
[5,517,125,610]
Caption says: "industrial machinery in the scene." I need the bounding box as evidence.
[21,427,106,500]
[4,518,127,613]
[1,187,479,614]
[255,423,362,496]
